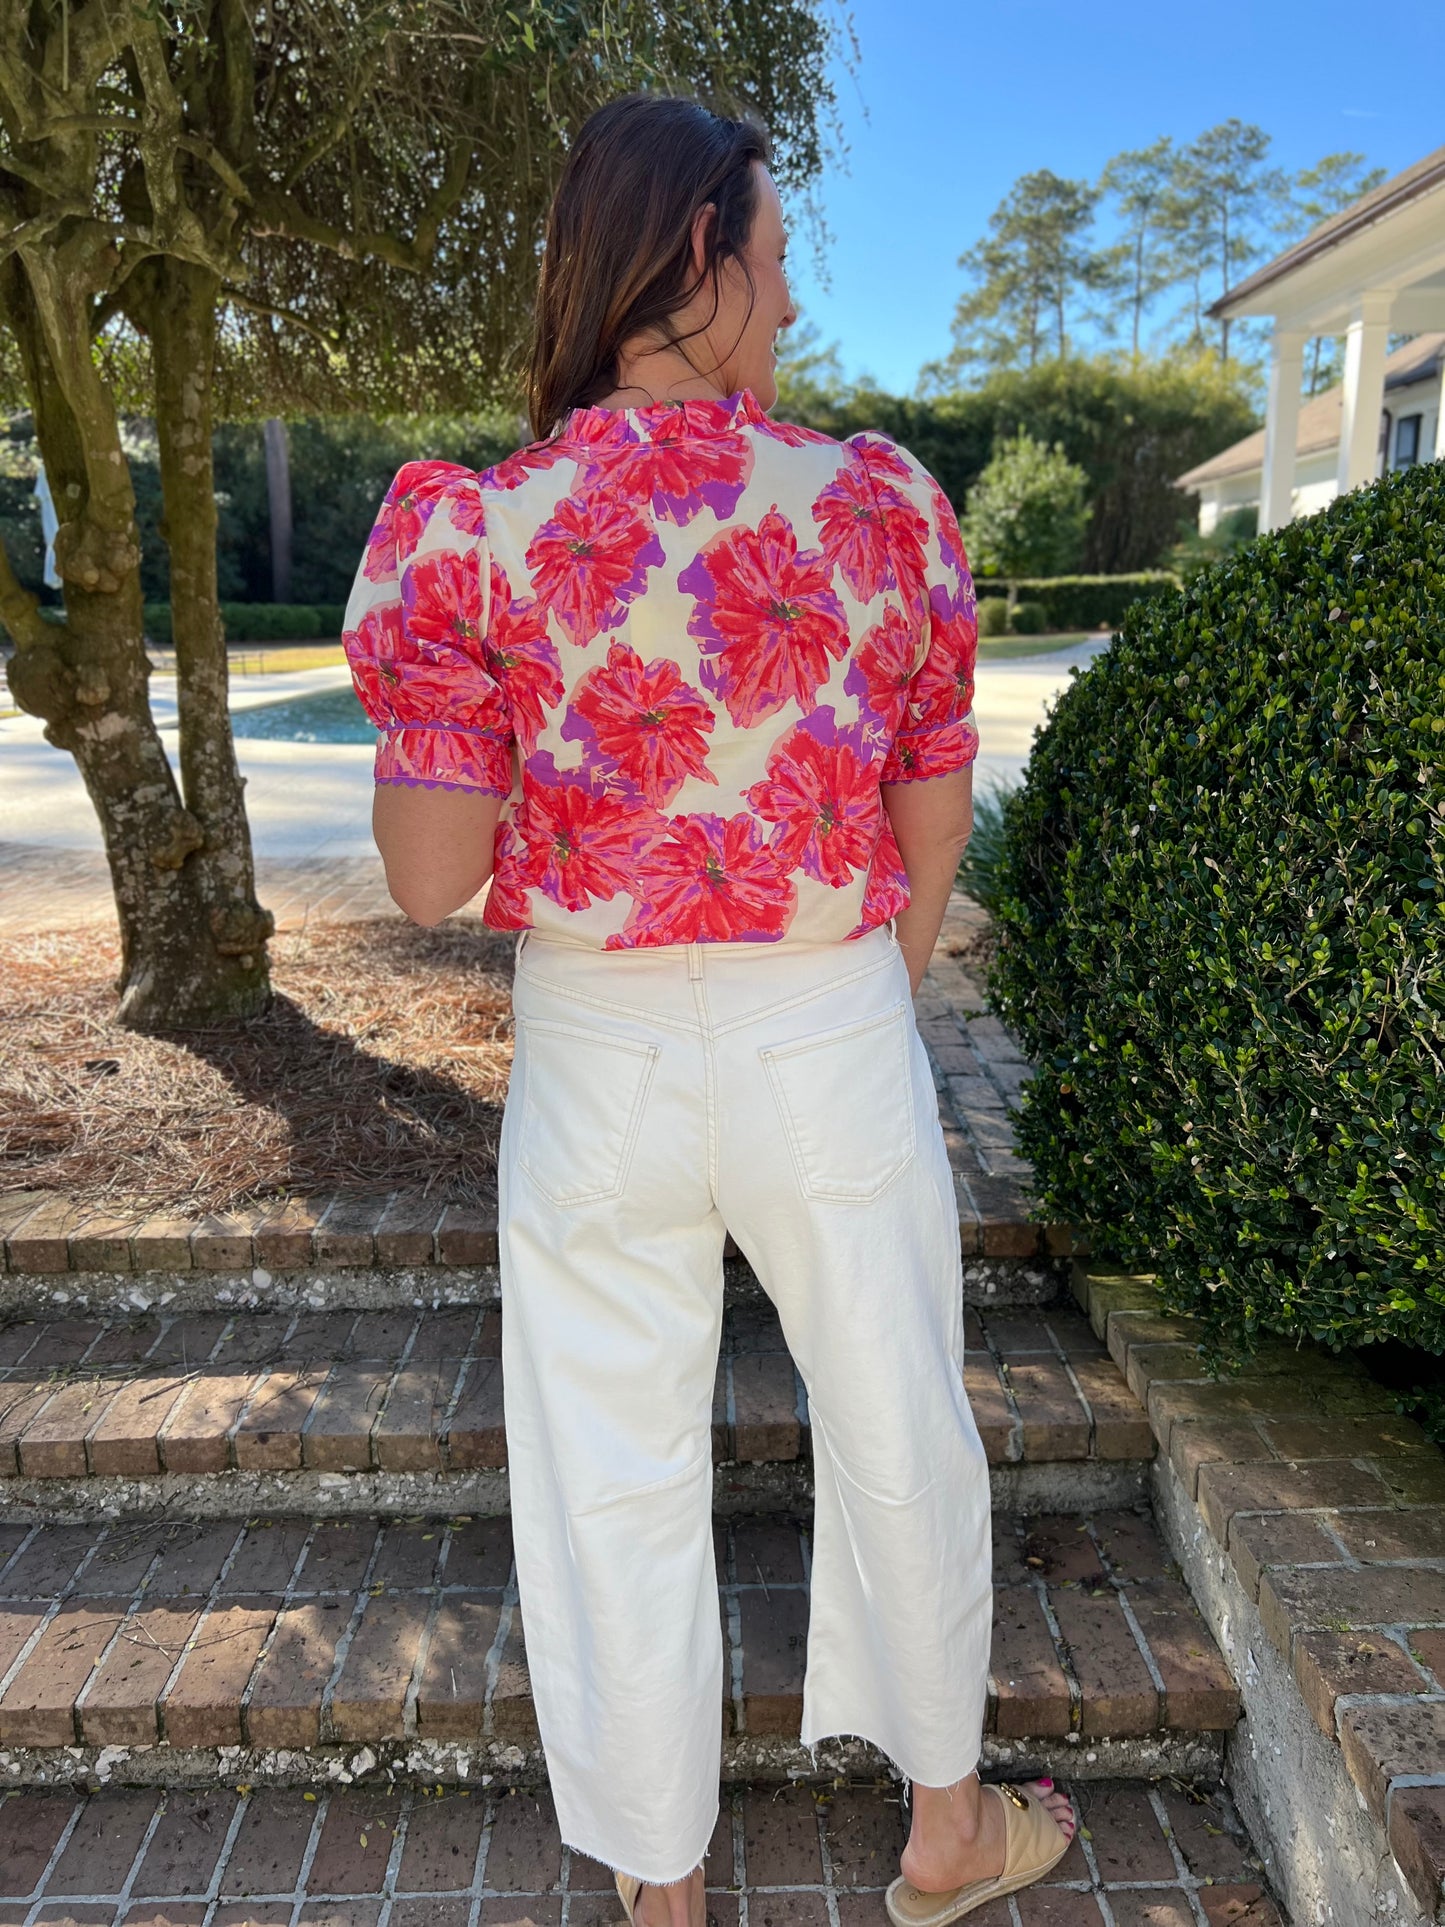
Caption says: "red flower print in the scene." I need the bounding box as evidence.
[611,418,753,525]
[526,493,665,647]
[847,434,915,490]
[812,462,896,603]
[483,821,537,930]
[913,582,978,721]
[680,509,849,728]
[931,480,967,577]
[757,415,836,449]
[363,461,471,581]
[566,642,717,807]
[745,714,881,888]
[848,817,911,936]
[516,761,657,913]
[403,545,482,652]
[611,812,796,947]
[845,604,918,735]
[480,440,567,493]
[344,602,409,718]
[485,559,561,754]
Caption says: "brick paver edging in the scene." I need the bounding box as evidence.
[1075,1260,1445,1919]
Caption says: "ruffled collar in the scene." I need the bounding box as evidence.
[561,387,771,442]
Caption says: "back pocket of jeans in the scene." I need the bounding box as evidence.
[516,1018,660,1207]
[761,1001,916,1203]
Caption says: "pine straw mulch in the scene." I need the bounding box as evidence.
[1,919,516,1218]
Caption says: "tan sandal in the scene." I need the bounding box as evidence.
[614,1871,643,1925]
[884,1782,1074,1926]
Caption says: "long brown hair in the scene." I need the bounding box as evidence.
[526,95,771,441]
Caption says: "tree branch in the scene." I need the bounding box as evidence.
[0,534,51,652]
[220,283,337,346]
[0,204,90,263]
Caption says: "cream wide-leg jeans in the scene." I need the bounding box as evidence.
[497,923,993,1885]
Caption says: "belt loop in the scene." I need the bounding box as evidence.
[687,943,703,981]
[515,927,531,963]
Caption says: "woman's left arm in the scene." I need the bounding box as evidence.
[343,461,515,927]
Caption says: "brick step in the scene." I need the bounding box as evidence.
[0,1303,1152,1522]
[0,1505,1237,1790]
[0,1194,1069,1318]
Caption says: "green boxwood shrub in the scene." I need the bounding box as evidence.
[1008,600,1048,636]
[143,602,347,644]
[977,595,1011,638]
[988,460,1444,1363]
[971,573,1178,631]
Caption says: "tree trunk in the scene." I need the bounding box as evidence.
[0,254,271,1030]
[263,417,293,603]
[144,257,275,1013]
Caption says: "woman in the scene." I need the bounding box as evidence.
[343,93,1076,1927]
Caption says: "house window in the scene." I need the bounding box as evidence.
[1394,414,1422,469]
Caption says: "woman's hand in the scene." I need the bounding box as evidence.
[372,784,504,927]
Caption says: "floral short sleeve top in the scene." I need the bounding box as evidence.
[342,387,979,949]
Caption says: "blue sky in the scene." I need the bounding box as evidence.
[785,0,1442,394]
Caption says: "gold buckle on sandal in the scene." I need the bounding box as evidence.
[997,1782,1029,1808]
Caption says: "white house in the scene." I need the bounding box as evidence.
[1176,143,1445,534]
[1178,332,1443,534]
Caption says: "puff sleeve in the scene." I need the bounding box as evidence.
[876,453,980,784]
[342,460,515,796]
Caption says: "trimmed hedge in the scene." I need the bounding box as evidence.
[974,572,1179,631]
[143,602,347,644]
[987,461,1445,1362]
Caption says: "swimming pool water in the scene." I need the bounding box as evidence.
[228,686,375,743]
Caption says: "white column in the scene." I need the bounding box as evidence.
[1337,291,1393,494]
[1260,329,1307,531]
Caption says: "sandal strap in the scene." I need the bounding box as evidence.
[992,1784,1067,1881]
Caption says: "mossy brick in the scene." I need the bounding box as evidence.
[988,1587,1071,1738]
[1105,1309,1205,1378]
[190,1215,255,1270]
[1149,1375,1393,1445]
[1337,1697,1445,1826]
[68,1209,141,1272]
[374,1193,445,1266]
[1291,1629,1427,1736]
[130,1213,198,1271]
[1126,1575,1239,1729]
[1329,1507,1445,1562]
[1125,1342,1210,1405]
[5,1197,91,1273]
[437,1203,498,1265]
[1378,1454,1445,1506]
[1198,1458,1392,1546]
[1169,1419,1273,1499]
[314,1194,387,1268]
[1075,1268,1161,1342]
[1257,1565,1445,1661]
[1387,1785,1445,1917]
[1260,1414,1434,1461]
[251,1197,330,1269]
[1224,1510,1345,1602]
